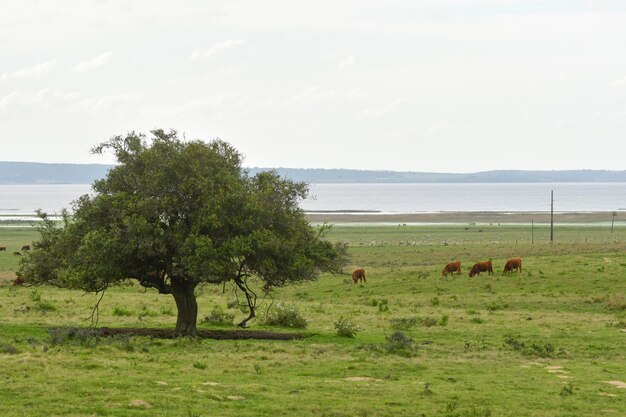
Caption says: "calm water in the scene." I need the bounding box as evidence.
[1,183,626,216]
[303,183,626,213]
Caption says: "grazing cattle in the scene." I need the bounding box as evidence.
[352,268,366,284]
[13,252,21,256]
[442,260,462,276]
[0,246,6,252]
[503,257,522,274]
[21,245,31,251]
[468,260,494,277]
[13,276,25,286]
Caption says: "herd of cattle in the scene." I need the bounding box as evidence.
[441,257,522,277]
[352,256,522,283]
[0,245,30,257]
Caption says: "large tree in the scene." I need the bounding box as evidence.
[18,130,346,335]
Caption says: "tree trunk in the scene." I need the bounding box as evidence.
[171,278,198,336]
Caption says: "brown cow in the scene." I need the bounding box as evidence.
[13,251,21,256]
[21,245,31,251]
[13,276,25,286]
[468,260,493,277]
[503,257,522,274]
[352,268,366,284]
[0,246,6,252]
[442,260,462,276]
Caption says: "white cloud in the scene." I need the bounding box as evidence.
[614,75,626,86]
[72,51,114,73]
[360,98,405,119]
[189,39,244,61]
[0,91,19,112]
[1,60,58,82]
[338,55,355,70]
[289,86,363,104]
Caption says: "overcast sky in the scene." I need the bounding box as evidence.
[1,0,626,172]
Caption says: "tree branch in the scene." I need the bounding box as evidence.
[138,270,172,294]
[85,286,107,327]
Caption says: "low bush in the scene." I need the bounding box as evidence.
[503,335,565,358]
[263,303,307,328]
[112,307,133,317]
[201,306,235,326]
[334,317,359,338]
[389,317,417,330]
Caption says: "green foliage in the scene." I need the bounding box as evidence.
[112,307,133,317]
[201,306,235,326]
[48,327,99,346]
[33,300,56,313]
[503,335,564,358]
[0,343,19,354]
[560,384,574,397]
[17,130,347,334]
[333,317,359,338]
[384,330,419,356]
[389,317,417,330]
[263,303,308,328]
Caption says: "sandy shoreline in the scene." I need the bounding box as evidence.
[306,211,622,224]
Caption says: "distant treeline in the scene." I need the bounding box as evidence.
[2,161,626,184]
[0,162,113,184]
[249,168,626,183]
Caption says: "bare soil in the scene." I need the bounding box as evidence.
[93,327,309,340]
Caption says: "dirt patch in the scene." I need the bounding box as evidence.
[128,400,152,409]
[344,377,383,382]
[93,327,309,340]
[603,381,626,389]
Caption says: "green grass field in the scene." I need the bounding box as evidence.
[1,223,625,416]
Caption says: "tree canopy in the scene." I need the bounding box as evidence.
[18,130,346,335]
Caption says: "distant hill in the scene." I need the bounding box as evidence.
[249,168,626,183]
[2,162,626,184]
[0,162,113,184]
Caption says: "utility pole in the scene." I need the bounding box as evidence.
[531,218,534,244]
[550,190,554,243]
[611,211,616,233]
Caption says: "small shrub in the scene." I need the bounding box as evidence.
[263,303,307,328]
[384,331,418,356]
[160,305,174,316]
[0,343,19,354]
[606,293,626,311]
[439,315,449,326]
[420,316,438,327]
[193,361,208,370]
[113,307,133,317]
[421,382,433,396]
[377,299,389,313]
[470,317,485,324]
[137,305,158,320]
[48,327,99,346]
[334,317,359,338]
[389,317,417,330]
[201,306,234,326]
[430,296,440,306]
[33,300,57,312]
[29,290,41,302]
[560,384,574,396]
[503,335,564,358]
[486,301,508,312]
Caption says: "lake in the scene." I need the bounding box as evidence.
[1,183,626,217]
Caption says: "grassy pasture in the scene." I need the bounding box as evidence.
[0,223,625,416]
